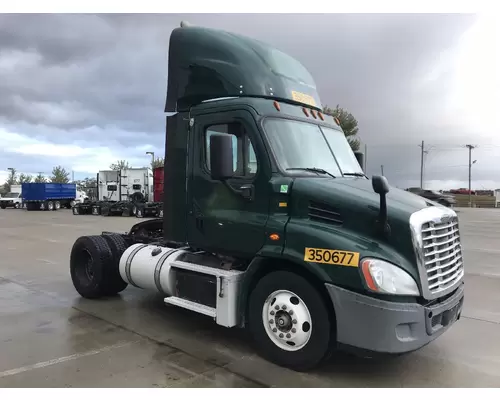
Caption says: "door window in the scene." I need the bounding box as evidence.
[204,123,258,178]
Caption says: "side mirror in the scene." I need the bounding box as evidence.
[354,151,365,171]
[210,134,234,180]
[372,175,389,195]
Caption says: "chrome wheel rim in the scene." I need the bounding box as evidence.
[262,289,312,351]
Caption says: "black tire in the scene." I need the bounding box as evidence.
[102,234,129,295]
[70,235,114,299]
[247,271,334,371]
[14,203,20,209]
[130,192,145,203]
[0,204,6,209]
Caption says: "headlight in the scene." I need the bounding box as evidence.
[360,258,420,296]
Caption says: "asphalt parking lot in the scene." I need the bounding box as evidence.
[0,207,499,387]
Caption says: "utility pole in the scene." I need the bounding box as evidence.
[418,140,429,189]
[364,143,367,172]
[466,144,476,207]
[381,165,384,176]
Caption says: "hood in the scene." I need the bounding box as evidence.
[292,177,429,217]
[290,177,430,255]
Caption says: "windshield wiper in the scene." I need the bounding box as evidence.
[286,167,336,178]
[342,172,368,178]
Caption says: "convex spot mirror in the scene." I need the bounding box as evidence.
[372,175,389,195]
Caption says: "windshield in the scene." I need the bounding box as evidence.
[263,118,363,176]
[5,192,20,198]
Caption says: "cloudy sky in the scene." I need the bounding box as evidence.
[0,13,499,190]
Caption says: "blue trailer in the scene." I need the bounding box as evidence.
[22,183,77,211]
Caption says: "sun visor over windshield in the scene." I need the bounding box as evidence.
[165,25,323,112]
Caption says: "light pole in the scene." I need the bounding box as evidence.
[146,151,155,167]
[146,151,155,202]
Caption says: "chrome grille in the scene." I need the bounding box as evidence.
[420,215,464,295]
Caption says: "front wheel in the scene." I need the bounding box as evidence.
[14,203,20,209]
[247,271,334,371]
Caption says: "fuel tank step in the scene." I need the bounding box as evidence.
[164,296,216,318]
[170,260,245,278]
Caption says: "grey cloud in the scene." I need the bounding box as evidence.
[1,13,493,188]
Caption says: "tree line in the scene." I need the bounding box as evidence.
[1,165,71,194]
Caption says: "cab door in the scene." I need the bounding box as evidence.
[186,108,270,258]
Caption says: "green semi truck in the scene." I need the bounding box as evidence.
[70,21,465,371]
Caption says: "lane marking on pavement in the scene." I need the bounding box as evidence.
[0,340,139,379]
[35,259,57,265]
[467,248,500,254]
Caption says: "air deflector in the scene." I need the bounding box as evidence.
[165,24,323,112]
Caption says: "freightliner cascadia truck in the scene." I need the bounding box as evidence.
[69,22,465,371]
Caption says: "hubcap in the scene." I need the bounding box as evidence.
[262,290,312,351]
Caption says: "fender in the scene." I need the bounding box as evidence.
[237,251,331,327]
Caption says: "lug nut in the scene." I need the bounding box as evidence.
[279,333,284,338]
[282,305,287,310]
[275,305,280,310]
[286,334,291,338]
[292,319,297,324]
[273,328,277,332]
[292,328,296,333]
[289,310,294,315]
[269,320,274,324]
[270,311,275,316]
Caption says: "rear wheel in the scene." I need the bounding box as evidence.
[55,201,61,210]
[247,271,334,371]
[70,235,115,299]
[102,234,129,295]
[47,201,54,211]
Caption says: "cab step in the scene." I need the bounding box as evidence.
[164,296,216,318]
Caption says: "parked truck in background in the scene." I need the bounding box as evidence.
[72,167,163,217]
[0,184,22,209]
[135,166,164,218]
[69,22,465,371]
[23,182,77,211]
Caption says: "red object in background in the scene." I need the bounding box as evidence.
[153,166,164,202]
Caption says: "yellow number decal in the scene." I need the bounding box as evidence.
[304,247,359,267]
[291,91,317,107]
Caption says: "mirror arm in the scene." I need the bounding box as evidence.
[377,193,391,237]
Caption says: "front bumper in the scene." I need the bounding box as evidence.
[325,281,464,354]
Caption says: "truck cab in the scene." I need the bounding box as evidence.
[0,184,22,209]
[69,22,465,371]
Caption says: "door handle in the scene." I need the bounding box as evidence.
[238,184,254,201]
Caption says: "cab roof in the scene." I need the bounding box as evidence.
[165,23,323,112]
